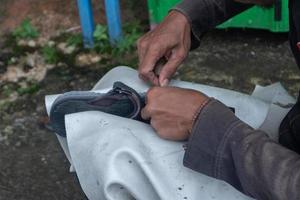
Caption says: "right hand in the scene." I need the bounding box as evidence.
[141,86,209,141]
[137,10,191,86]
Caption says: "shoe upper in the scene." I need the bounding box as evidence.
[49,82,146,137]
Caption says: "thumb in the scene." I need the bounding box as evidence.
[159,57,182,86]
[141,107,151,120]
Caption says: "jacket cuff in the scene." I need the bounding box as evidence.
[172,0,216,50]
[171,0,252,50]
[183,99,244,191]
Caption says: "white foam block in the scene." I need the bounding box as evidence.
[45,66,295,200]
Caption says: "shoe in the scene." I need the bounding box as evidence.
[279,91,300,154]
[49,82,146,137]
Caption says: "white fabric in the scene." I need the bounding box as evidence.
[45,66,295,200]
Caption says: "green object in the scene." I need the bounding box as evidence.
[13,19,39,39]
[42,45,60,64]
[147,0,289,32]
[147,0,179,26]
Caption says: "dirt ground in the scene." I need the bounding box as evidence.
[181,30,299,96]
[0,29,299,200]
[0,0,148,38]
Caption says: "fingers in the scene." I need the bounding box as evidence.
[137,31,174,86]
[141,107,151,120]
[137,33,161,85]
[158,59,178,86]
[159,50,186,86]
[139,42,170,86]
[141,87,161,120]
[137,37,148,66]
[137,10,191,86]
[137,33,178,86]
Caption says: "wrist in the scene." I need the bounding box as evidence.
[168,10,190,25]
[189,97,212,134]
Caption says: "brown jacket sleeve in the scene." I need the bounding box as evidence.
[184,99,300,200]
[173,0,251,49]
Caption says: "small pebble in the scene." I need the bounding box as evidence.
[28,40,36,48]
[47,40,56,47]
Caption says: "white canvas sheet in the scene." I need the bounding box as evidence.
[45,66,295,200]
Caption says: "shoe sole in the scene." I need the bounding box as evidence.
[50,92,109,137]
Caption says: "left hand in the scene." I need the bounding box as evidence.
[141,87,209,141]
[137,11,191,86]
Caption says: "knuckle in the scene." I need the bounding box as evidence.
[148,43,161,53]
[147,86,160,99]
[137,38,148,49]
[176,50,187,60]
[139,68,149,76]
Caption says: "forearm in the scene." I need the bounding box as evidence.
[231,122,300,200]
[172,0,251,48]
[184,99,300,200]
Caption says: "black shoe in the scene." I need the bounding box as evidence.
[49,82,146,137]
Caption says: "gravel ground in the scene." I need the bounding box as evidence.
[0,29,299,200]
[180,30,299,96]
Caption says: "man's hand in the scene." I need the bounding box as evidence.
[141,87,209,140]
[137,11,191,86]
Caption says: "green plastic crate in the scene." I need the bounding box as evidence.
[147,0,289,32]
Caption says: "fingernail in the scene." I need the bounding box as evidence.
[161,79,169,87]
